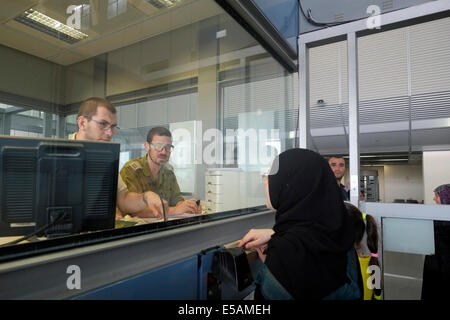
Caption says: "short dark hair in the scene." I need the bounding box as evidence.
[78,97,116,117]
[328,156,346,163]
[147,127,172,143]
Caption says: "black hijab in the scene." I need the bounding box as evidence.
[265,148,354,299]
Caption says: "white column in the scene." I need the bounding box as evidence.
[298,41,310,149]
[347,32,360,207]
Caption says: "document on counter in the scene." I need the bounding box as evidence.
[170,213,202,218]
[141,213,205,223]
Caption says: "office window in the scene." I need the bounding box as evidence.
[0,0,294,256]
[107,0,127,20]
[64,114,78,138]
[0,103,58,138]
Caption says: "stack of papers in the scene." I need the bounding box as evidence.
[142,212,205,223]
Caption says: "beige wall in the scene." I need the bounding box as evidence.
[0,44,64,105]
[343,163,424,203]
[64,59,95,105]
[384,164,424,203]
[0,44,102,107]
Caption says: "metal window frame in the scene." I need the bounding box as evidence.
[297,0,450,207]
[215,0,298,73]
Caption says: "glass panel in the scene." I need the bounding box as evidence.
[382,251,425,300]
[65,114,78,138]
[383,217,435,255]
[0,103,57,138]
[382,218,443,300]
[0,0,292,255]
[363,202,450,300]
[252,0,298,53]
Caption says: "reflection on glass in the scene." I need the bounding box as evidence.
[0,0,294,253]
[0,136,119,246]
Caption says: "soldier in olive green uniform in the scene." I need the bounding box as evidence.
[120,155,184,207]
[121,127,202,216]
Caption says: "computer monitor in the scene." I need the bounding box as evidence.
[0,135,119,238]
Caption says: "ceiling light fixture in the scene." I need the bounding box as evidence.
[15,9,88,44]
[363,159,408,162]
[146,0,182,9]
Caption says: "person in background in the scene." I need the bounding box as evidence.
[345,202,382,300]
[360,190,365,201]
[238,149,360,300]
[71,97,165,219]
[328,156,350,201]
[422,183,450,300]
[433,184,450,205]
[120,126,201,218]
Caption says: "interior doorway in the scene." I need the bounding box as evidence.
[361,170,379,202]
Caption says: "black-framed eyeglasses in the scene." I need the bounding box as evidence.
[84,116,120,132]
[149,143,174,152]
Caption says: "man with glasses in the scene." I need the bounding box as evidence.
[120,126,202,217]
[70,97,165,219]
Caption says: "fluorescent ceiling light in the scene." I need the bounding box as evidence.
[146,0,182,9]
[15,9,88,44]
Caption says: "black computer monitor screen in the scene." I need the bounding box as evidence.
[0,136,119,238]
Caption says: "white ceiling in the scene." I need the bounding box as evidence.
[0,0,221,66]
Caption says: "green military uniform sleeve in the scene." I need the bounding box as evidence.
[165,169,184,207]
[117,174,128,193]
[120,159,146,194]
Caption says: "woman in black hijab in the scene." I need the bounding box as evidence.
[239,148,357,299]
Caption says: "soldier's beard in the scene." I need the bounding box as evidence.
[149,152,168,167]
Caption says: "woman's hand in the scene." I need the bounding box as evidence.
[238,229,274,249]
[238,229,273,263]
[254,244,268,263]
